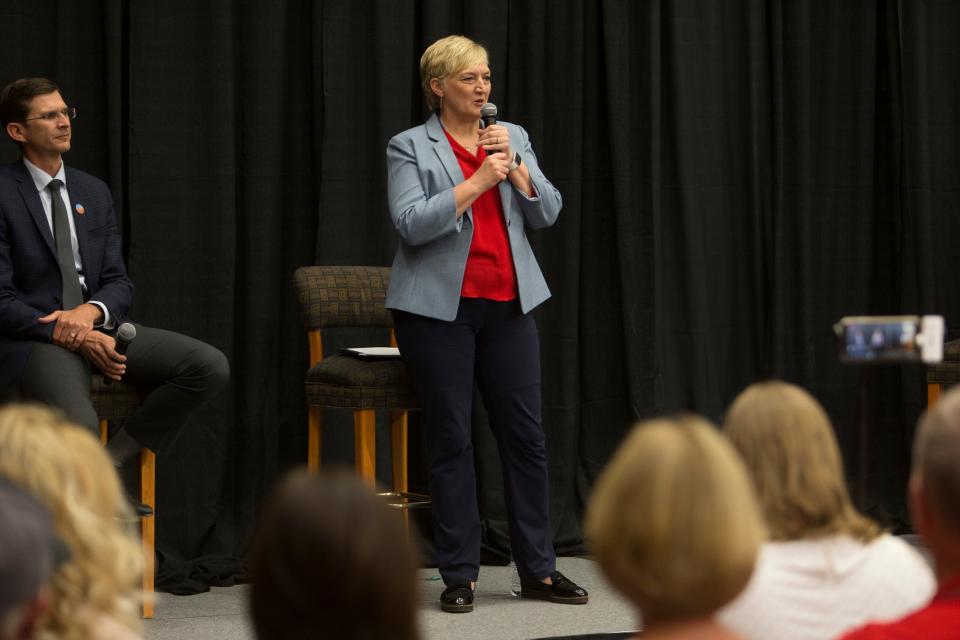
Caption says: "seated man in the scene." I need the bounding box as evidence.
[843,385,960,639]
[0,78,228,512]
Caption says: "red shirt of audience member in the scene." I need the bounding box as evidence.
[841,573,960,639]
[444,129,519,301]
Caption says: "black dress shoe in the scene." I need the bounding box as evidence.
[440,581,474,613]
[133,500,154,518]
[116,498,153,522]
[124,493,153,518]
[520,570,588,604]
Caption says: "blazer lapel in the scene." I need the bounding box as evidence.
[426,113,471,224]
[426,113,465,188]
[15,170,56,259]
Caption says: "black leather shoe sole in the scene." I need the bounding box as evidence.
[520,588,588,604]
[441,600,474,613]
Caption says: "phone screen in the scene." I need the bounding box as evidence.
[840,319,920,362]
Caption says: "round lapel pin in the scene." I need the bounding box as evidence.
[75,203,85,215]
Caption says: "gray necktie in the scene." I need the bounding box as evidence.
[46,179,84,309]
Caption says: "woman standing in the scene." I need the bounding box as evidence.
[385,35,586,613]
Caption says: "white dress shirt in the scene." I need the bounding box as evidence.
[23,157,111,326]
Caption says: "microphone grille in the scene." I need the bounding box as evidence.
[117,322,137,342]
[480,103,498,118]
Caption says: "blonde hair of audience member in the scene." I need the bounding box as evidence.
[249,468,421,640]
[586,416,764,631]
[0,405,142,640]
[911,386,960,579]
[419,34,488,111]
[723,381,880,542]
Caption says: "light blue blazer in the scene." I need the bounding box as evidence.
[385,113,562,321]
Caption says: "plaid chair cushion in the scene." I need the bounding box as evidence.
[927,340,960,387]
[90,377,144,419]
[306,355,420,409]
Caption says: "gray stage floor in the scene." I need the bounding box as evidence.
[143,556,639,640]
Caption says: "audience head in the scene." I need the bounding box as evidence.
[420,35,489,111]
[0,404,141,640]
[910,385,960,571]
[723,380,880,542]
[249,468,421,640]
[586,415,763,624]
[0,478,57,640]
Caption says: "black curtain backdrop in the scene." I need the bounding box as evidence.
[1,0,958,592]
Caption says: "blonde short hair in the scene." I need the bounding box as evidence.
[586,415,763,622]
[0,405,142,639]
[914,385,960,534]
[723,381,880,542]
[419,35,489,111]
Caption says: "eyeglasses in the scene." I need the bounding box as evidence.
[24,107,77,122]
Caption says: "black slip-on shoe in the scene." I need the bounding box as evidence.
[116,493,153,521]
[440,581,474,613]
[520,570,588,604]
[133,500,154,518]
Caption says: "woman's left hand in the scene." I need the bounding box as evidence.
[479,125,511,158]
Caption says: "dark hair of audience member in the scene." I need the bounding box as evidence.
[249,468,421,640]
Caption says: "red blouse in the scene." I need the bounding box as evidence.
[842,574,960,639]
[444,129,519,301]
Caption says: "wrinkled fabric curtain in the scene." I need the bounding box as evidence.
[1,0,957,591]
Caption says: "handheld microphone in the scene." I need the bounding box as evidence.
[480,102,498,128]
[104,322,136,385]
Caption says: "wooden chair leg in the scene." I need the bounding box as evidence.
[354,409,376,486]
[390,411,408,494]
[390,410,410,533]
[140,448,156,619]
[928,383,943,408]
[98,418,154,618]
[308,406,323,472]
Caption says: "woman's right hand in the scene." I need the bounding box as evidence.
[470,152,511,191]
[452,151,512,218]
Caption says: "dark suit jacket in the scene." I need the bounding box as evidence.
[0,160,134,392]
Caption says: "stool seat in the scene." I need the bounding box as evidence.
[91,378,143,417]
[293,265,430,529]
[306,356,419,409]
[927,340,960,387]
[926,339,960,407]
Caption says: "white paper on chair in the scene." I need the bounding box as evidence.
[339,347,402,359]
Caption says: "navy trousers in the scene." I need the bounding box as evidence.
[392,298,556,585]
[19,324,229,456]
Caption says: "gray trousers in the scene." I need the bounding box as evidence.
[19,324,229,455]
